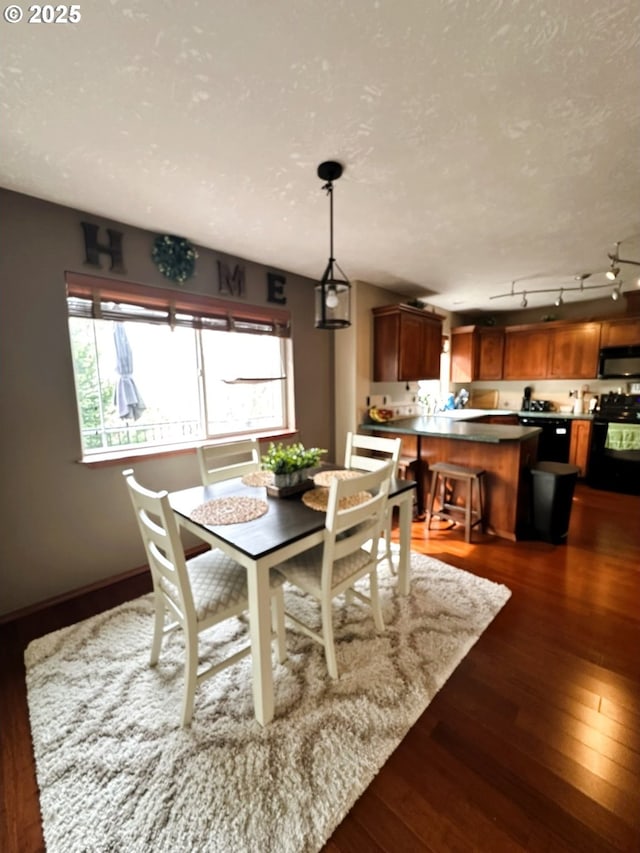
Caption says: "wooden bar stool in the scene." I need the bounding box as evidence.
[426,461,486,543]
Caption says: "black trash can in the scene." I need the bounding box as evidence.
[530,462,580,544]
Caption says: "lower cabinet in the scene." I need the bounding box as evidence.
[569,419,592,477]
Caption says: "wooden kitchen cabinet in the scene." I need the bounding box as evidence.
[373,304,443,381]
[478,327,505,379]
[547,322,601,378]
[600,317,640,347]
[450,326,504,382]
[569,419,592,477]
[503,326,552,379]
[504,321,601,380]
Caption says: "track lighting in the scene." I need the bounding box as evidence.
[490,239,640,308]
[606,264,620,281]
[314,160,351,329]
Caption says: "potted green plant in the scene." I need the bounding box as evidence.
[261,442,327,488]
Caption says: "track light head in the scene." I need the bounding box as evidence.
[555,290,564,307]
[606,265,620,281]
[611,284,622,301]
[520,292,528,308]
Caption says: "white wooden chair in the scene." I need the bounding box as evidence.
[196,438,261,485]
[274,462,394,678]
[344,431,403,572]
[123,469,286,727]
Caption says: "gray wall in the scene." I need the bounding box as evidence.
[0,189,334,617]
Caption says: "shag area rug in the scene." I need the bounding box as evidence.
[25,553,511,853]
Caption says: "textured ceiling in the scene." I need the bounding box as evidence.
[2,0,639,312]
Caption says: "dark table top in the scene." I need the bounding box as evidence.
[169,473,416,561]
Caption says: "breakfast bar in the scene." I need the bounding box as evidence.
[360,415,542,540]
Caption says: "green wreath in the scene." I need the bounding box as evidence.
[151,234,197,283]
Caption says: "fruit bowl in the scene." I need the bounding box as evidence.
[368,406,394,423]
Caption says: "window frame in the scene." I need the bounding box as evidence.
[65,272,296,465]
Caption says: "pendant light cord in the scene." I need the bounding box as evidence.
[322,180,335,270]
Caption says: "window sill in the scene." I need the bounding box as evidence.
[78,429,299,468]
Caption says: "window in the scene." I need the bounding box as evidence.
[66,273,293,456]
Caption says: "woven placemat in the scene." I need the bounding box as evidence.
[302,487,372,513]
[313,469,363,487]
[241,471,274,487]
[190,496,268,525]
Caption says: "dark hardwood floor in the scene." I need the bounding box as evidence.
[2,483,639,852]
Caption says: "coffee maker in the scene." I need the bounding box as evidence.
[521,386,532,412]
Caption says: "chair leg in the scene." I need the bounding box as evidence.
[149,593,165,666]
[384,518,397,574]
[321,598,339,679]
[271,587,287,664]
[465,477,472,542]
[369,569,385,632]
[181,632,199,727]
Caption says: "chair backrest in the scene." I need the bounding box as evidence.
[322,462,394,586]
[344,432,403,475]
[122,469,195,623]
[196,438,261,485]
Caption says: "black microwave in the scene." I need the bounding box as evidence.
[598,345,640,379]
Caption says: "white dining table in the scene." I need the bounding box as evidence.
[169,472,416,725]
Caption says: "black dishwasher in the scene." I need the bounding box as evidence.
[518,416,572,463]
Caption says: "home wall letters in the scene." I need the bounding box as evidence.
[218,261,245,297]
[81,221,125,273]
[267,272,287,305]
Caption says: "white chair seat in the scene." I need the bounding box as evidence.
[161,550,283,621]
[277,544,371,597]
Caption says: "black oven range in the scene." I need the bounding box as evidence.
[587,393,640,496]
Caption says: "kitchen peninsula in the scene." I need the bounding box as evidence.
[360,413,542,540]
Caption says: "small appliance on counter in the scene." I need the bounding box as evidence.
[528,399,554,412]
[521,386,532,411]
[520,387,553,412]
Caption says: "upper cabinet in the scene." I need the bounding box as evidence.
[503,325,552,379]
[503,321,600,379]
[450,326,505,382]
[546,322,601,378]
[452,317,635,380]
[373,304,443,381]
[600,317,640,347]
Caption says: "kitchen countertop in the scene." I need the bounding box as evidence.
[513,410,593,420]
[365,408,593,427]
[427,408,593,420]
[360,416,541,444]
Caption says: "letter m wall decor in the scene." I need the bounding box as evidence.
[218,261,245,297]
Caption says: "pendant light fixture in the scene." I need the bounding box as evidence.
[315,160,351,329]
